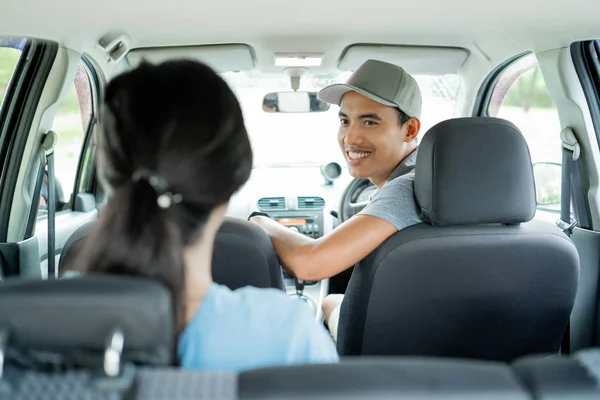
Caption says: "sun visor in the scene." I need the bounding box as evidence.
[127,44,256,73]
[338,44,469,75]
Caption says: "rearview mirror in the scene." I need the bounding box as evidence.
[262,92,330,113]
[532,162,561,206]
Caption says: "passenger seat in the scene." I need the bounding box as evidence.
[59,217,285,291]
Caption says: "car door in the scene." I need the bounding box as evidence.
[32,57,100,278]
[473,48,600,352]
[0,37,101,279]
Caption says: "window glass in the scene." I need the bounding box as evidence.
[0,38,26,115]
[38,61,93,213]
[488,54,562,211]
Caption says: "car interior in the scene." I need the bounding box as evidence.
[1,0,600,398]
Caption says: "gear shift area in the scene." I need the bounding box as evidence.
[285,275,327,321]
[292,278,316,313]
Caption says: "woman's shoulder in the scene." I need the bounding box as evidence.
[204,284,318,334]
[221,285,309,316]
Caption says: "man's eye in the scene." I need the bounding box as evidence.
[340,119,349,126]
[364,120,378,126]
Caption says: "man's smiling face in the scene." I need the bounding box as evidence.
[338,91,418,188]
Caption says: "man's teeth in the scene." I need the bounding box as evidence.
[348,151,371,160]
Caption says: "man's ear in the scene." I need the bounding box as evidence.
[404,118,421,143]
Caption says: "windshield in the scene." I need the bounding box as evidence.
[222,71,460,168]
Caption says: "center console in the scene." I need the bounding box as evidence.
[271,210,325,239]
[257,196,328,321]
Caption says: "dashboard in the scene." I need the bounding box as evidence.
[224,164,355,320]
[225,165,354,224]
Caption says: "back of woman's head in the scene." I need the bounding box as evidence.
[77,60,252,331]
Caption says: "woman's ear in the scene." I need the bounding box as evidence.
[404,118,421,143]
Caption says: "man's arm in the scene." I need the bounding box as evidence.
[250,215,397,281]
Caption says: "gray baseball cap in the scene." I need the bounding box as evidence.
[318,59,422,118]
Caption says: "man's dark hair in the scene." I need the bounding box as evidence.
[397,108,410,126]
[76,60,253,336]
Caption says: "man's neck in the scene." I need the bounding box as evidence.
[370,145,417,189]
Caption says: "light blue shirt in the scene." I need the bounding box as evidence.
[178,283,339,372]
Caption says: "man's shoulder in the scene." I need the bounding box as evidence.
[359,171,422,231]
[375,171,416,198]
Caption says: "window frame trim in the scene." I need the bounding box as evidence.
[471,51,532,117]
[472,50,566,215]
[0,39,58,242]
[71,56,100,203]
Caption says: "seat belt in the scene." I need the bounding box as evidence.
[24,162,46,239]
[557,127,580,237]
[41,131,58,279]
[557,127,581,355]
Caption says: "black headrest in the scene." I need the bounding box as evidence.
[415,117,536,226]
[60,218,285,291]
[0,275,173,366]
[212,217,285,291]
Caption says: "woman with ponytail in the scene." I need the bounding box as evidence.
[76,60,338,371]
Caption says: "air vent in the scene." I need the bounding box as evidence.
[297,196,325,209]
[258,197,286,211]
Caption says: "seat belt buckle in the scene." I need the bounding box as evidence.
[556,217,577,234]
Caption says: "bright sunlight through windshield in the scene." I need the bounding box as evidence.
[221,71,460,168]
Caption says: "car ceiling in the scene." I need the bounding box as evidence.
[1,0,600,74]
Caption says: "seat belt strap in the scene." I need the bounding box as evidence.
[557,127,580,236]
[41,131,58,279]
[571,149,591,230]
[557,127,580,355]
[24,163,45,239]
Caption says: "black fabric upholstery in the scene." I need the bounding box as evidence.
[59,220,94,273]
[415,117,536,226]
[239,358,527,399]
[0,275,173,365]
[512,356,600,398]
[6,366,237,399]
[338,221,579,360]
[136,369,237,399]
[212,217,285,291]
[60,217,285,291]
[7,349,600,399]
[338,118,579,360]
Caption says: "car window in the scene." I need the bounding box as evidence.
[0,39,25,115]
[38,60,93,213]
[487,53,562,212]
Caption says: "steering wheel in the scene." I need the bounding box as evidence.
[338,178,376,223]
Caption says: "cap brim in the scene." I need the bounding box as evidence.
[318,83,397,108]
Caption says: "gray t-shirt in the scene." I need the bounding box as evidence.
[357,149,422,231]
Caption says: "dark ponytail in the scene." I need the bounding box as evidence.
[80,179,186,331]
[75,60,252,334]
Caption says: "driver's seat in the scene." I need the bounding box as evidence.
[337,117,579,362]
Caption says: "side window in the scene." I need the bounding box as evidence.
[487,54,562,211]
[0,40,25,115]
[38,60,94,213]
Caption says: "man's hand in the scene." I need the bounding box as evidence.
[250,214,397,281]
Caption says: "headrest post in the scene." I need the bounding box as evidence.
[104,328,124,377]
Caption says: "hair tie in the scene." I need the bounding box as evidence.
[132,169,183,209]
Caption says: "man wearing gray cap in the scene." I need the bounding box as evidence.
[250,59,423,339]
